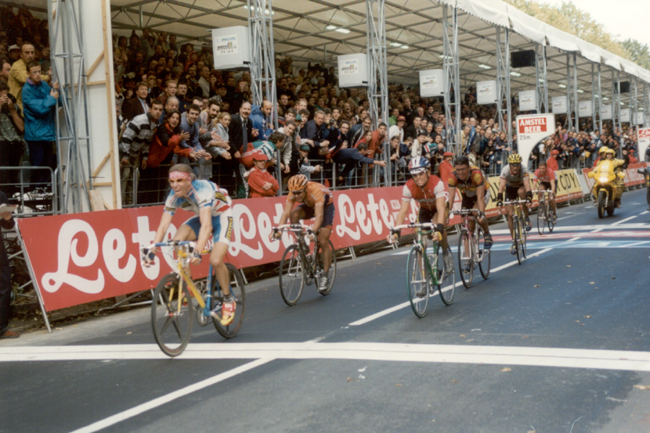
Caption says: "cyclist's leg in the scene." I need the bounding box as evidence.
[518,186,530,218]
[210,213,233,297]
[289,205,308,224]
[176,217,199,277]
[317,203,335,273]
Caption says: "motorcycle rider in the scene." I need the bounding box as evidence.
[593,148,627,208]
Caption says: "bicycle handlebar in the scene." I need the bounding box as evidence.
[451,209,485,218]
[531,189,554,194]
[501,199,529,205]
[272,224,315,234]
[391,223,435,232]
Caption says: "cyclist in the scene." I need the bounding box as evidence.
[496,153,533,255]
[389,156,454,272]
[274,174,335,292]
[533,160,557,222]
[447,156,493,270]
[143,163,236,324]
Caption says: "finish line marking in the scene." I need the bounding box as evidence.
[352,248,551,326]
[4,342,650,373]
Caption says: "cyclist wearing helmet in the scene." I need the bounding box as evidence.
[275,174,335,291]
[389,156,454,273]
[497,153,533,255]
[533,160,557,222]
[447,156,493,255]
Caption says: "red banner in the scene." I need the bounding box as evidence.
[20,187,445,312]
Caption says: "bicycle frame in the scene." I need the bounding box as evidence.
[274,224,320,279]
[455,209,483,264]
[393,223,440,286]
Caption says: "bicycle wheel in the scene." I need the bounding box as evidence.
[406,246,429,318]
[212,263,246,339]
[547,202,556,233]
[537,201,546,235]
[279,244,305,306]
[521,216,527,259]
[436,244,455,306]
[151,273,193,357]
[315,240,336,296]
[457,230,474,289]
[477,227,491,280]
[513,218,522,265]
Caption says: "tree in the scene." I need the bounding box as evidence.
[622,39,650,70]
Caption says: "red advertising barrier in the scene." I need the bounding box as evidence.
[581,162,649,191]
[21,187,460,312]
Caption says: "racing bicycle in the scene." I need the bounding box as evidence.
[143,240,246,357]
[500,199,529,265]
[532,189,556,235]
[390,222,455,318]
[273,224,336,306]
[452,209,490,288]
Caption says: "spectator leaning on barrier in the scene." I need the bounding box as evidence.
[22,60,59,190]
[0,191,17,339]
[0,80,25,195]
[119,100,163,202]
[247,153,279,198]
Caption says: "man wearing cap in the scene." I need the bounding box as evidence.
[247,153,279,198]
[546,149,559,172]
[290,143,321,178]
[388,115,405,143]
[7,45,20,64]
[9,43,49,111]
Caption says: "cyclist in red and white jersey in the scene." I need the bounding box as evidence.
[533,160,557,221]
[389,156,454,272]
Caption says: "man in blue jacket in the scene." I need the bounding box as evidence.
[21,61,59,190]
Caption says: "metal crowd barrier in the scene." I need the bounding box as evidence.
[0,166,58,217]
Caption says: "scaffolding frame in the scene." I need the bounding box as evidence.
[495,27,512,149]
[365,0,390,186]
[48,0,93,214]
[535,44,548,113]
[442,4,461,155]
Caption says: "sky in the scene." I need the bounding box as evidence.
[537,0,650,47]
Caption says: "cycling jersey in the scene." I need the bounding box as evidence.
[500,164,530,188]
[533,168,556,184]
[448,168,490,198]
[287,181,333,208]
[402,175,447,211]
[164,180,231,216]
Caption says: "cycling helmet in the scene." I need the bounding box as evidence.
[598,146,609,154]
[288,174,308,193]
[507,153,522,164]
[408,156,431,174]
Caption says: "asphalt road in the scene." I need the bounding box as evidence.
[3,189,650,433]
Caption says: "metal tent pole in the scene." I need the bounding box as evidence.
[496,27,511,150]
[591,63,596,132]
[566,55,572,130]
[366,0,389,186]
[442,4,460,156]
[597,63,603,133]
[535,44,548,113]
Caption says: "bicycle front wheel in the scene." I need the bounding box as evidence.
[315,240,336,296]
[537,201,546,235]
[213,263,246,339]
[151,273,193,357]
[406,246,429,318]
[547,203,556,233]
[477,227,491,280]
[436,244,455,305]
[521,218,527,259]
[458,230,474,289]
[279,244,305,306]
[513,218,522,265]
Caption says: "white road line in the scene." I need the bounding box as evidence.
[612,215,639,226]
[5,342,650,372]
[351,248,552,327]
[68,358,274,433]
[642,211,650,215]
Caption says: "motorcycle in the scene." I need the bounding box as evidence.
[588,160,625,218]
[638,167,650,210]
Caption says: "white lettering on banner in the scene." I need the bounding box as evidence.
[102,229,136,283]
[257,210,278,253]
[42,220,105,294]
[366,195,383,234]
[355,201,372,235]
[390,200,400,211]
[336,194,361,240]
[229,204,263,259]
[132,216,159,281]
[379,198,394,231]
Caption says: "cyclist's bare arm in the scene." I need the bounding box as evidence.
[394,200,411,228]
[195,206,213,253]
[523,176,532,193]
[278,200,293,226]
[433,195,446,241]
[498,177,506,195]
[152,212,174,246]
[476,185,487,214]
[312,202,324,233]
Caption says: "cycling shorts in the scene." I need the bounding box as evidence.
[505,184,523,201]
[462,189,490,210]
[540,182,555,195]
[418,206,439,224]
[184,211,233,245]
[296,202,336,228]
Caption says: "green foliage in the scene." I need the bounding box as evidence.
[505,0,636,63]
